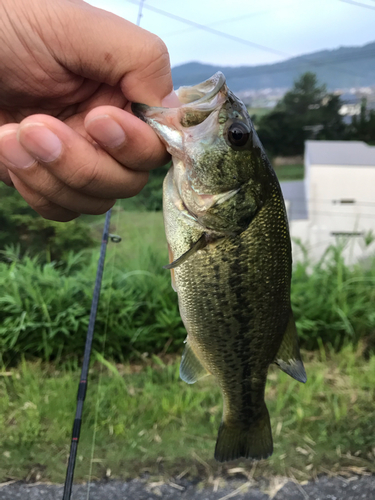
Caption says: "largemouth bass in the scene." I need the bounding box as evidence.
[132,72,306,462]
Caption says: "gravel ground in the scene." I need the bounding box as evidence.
[0,476,374,500]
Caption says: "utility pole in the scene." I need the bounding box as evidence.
[137,0,145,26]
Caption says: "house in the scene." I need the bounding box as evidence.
[338,92,361,124]
[281,140,375,264]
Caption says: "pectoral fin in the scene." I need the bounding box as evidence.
[180,340,210,384]
[167,244,177,292]
[164,234,207,270]
[274,311,307,383]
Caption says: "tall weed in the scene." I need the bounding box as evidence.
[0,244,184,365]
[0,226,374,365]
[292,243,375,350]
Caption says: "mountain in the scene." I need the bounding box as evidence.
[171,41,375,92]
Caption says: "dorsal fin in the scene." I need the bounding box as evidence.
[180,340,210,384]
[274,311,307,383]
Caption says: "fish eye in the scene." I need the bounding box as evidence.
[227,123,250,147]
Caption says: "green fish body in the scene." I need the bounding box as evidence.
[132,73,306,462]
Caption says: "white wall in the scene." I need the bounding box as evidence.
[309,164,375,232]
[287,163,375,265]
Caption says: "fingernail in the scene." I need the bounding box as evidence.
[19,124,62,162]
[161,90,181,108]
[86,115,126,148]
[0,130,35,168]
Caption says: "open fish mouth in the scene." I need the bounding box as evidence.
[131,72,253,224]
[131,72,227,127]
[174,71,226,105]
[130,72,232,171]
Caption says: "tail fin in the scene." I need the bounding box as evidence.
[214,403,273,462]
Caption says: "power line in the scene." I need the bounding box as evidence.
[160,8,281,38]
[125,0,375,81]
[124,0,289,58]
[340,0,375,10]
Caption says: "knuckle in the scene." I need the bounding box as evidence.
[150,35,169,60]
[31,195,79,221]
[123,171,149,198]
[130,145,156,170]
[127,136,165,170]
[32,194,55,213]
[65,157,102,192]
[43,212,79,223]
[85,198,116,216]
[39,177,66,201]
[141,31,168,59]
[138,35,171,82]
[141,144,160,165]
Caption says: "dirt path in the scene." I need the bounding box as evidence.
[0,475,374,500]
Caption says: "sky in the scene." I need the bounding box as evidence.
[86,0,375,68]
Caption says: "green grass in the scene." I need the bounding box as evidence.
[274,164,304,182]
[0,346,374,483]
[1,209,375,364]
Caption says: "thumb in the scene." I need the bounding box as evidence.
[52,1,173,106]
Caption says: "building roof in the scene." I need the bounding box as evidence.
[305,140,375,167]
[280,181,308,221]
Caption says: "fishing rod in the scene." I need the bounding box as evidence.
[62,209,121,500]
[62,4,145,498]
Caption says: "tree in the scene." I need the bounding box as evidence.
[347,98,375,144]
[278,72,326,116]
[316,94,347,140]
[257,72,347,157]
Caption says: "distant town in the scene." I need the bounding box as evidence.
[237,85,375,119]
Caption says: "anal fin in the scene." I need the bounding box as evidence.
[164,234,207,270]
[274,311,307,383]
[180,340,209,384]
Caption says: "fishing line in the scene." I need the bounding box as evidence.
[62,209,118,500]
[63,5,143,497]
[85,201,122,500]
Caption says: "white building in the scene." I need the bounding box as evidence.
[281,141,375,264]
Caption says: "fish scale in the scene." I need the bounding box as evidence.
[169,186,291,456]
[132,72,307,462]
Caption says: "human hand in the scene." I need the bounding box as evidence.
[0,0,177,221]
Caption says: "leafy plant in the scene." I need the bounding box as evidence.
[292,243,375,351]
[0,227,374,366]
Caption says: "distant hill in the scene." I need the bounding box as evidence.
[171,41,375,92]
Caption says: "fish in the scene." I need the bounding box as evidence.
[132,72,306,462]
